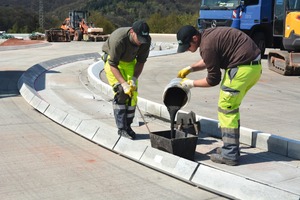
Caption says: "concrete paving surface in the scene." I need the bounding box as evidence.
[0,36,227,200]
[1,34,300,199]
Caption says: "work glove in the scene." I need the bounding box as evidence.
[180,78,194,89]
[127,77,137,91]
[121,82,133,97]
[177,66,193,78]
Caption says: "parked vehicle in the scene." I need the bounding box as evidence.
[197,0,300,75]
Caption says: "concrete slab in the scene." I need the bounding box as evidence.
[140,147,199,181]
[75,119,100,139]
[44,105,68,124]
[92,123,119,150]
[113,137,148,161]
[191,164,300,200]
[61,114,82,132]
[35,98,50,113]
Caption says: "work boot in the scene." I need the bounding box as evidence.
[216,147,222,154]
[215,147,240,156]
[118,129,133,139]
[210,153,238,166]
[126,127,136,139]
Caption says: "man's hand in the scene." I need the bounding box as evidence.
[180,78,194,89]
[121,82,133,97]
[177,66,193,78]
[127,77,137,91]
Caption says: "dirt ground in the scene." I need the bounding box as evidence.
[0,38,47,46]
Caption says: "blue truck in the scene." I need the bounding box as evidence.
[197,0,300,75]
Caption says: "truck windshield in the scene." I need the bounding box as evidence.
[287,0,300,10]
[200,0,240,10]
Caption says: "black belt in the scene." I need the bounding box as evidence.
[245,60,261,65]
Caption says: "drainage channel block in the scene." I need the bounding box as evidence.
[149,130,198,161]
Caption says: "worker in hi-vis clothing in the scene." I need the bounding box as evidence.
[176,26,261,166]
[102,20,151,139]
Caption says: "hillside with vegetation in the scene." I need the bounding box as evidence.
[0,0,201,34]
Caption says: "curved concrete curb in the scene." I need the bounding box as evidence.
[18,52,300,199]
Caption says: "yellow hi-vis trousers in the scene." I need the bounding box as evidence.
[104,57,138,130]
[218,64,262,160]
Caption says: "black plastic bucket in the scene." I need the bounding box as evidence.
[149,130,198,161]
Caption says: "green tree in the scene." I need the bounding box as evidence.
[147,12,198,33]
[88,11,116,34]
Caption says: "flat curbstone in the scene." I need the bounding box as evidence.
[29,95,43,109]
[199,117,220,138]
[76,119,100,140]
[113,137,148,161]
[35,99,50,113]
[240,127,256,146]
[191,164,300,200]
[172,158,199,181]
[288,139,300,160]
[92,124,119,150]
[255,132,288,156]
[140,147,198,181]
[61,114,82,132]
[18,84,35,103]
[160,106,170,119]
[136,97,147,111]
[146,101,162,117]
[44,105,68,124]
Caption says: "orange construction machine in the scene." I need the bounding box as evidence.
[46,10,109,42]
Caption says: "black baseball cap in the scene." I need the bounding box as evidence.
[132,20,150,44]
[177,25,199,53]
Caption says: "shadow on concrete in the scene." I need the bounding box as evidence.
[0,70,24,98]
[34,68,60,91]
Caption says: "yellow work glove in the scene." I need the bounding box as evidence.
[177,66,193,78]
[121,82,133,97]
[180,78,194,89]
[127,77,137,91]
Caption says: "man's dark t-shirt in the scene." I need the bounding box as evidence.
[200,27,261,86]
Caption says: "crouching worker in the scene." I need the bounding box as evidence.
[102,20,151,139]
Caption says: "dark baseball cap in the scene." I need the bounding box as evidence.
[132,20,150,44]
[177,25,199,53]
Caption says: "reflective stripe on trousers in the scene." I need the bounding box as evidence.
[104,57,138,129]
[113,104,136,129]
[218,64,262,160]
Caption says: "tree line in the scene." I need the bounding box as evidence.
[0,0,200,34]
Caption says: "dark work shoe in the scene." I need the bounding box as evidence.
[210,153,238,166]
[126,127,136,139]
[215,147,240,156]
[216,147,222,154]
[118,129,133,139]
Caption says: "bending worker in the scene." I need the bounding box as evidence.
[177,26,262,166]
[102,20,151,139]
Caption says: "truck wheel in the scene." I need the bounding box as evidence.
[46,35,52,42]
[74,30,83,41]
[253,32,265,57]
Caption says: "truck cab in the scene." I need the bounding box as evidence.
[198,0,275,56]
